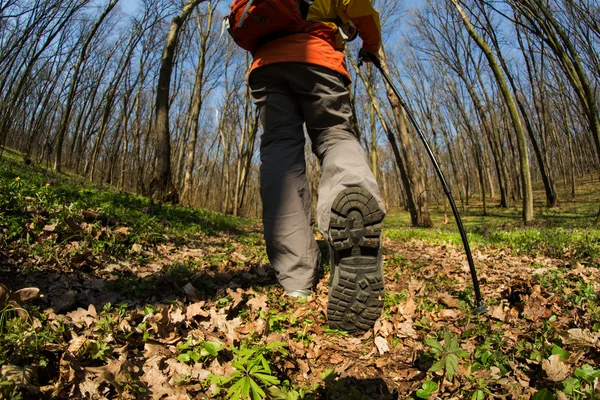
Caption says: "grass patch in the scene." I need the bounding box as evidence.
[384,178,600,265]
[0,152,241,263]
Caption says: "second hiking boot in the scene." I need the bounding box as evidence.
[327,187,385,332]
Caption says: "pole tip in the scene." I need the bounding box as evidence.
[473,304,488,315]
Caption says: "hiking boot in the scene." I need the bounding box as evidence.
[327,187,385,332]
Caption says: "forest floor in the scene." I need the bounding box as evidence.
[0,148,599,400]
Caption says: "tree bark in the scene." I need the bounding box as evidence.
[509,0,600,168]
[152,0,207,202]
[452,0,534,223]
[54,0,119,172]
[348,54,425,227]
[378,49,433,227]
[182,1,215,203]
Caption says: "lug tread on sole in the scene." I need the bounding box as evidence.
[327,187,385,332]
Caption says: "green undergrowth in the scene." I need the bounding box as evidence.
[384,182,600,266]
[1,149,599,399]
[0,151,241,262]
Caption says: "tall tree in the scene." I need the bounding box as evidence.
[451,0,535,223]
[378,48,433,227]
[505,0,600,167]
[151,0,208,202]
[54,0,120,172]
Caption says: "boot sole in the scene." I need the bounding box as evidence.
[327,187,385,332]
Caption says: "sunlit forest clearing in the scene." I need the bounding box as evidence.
[1,0,599,398]
[1,147,598,399]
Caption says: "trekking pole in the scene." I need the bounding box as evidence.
[359,53,487,314]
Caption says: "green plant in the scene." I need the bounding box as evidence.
[425,330,469,381]
[177,337,224,365]
[88,341,113,361]
[268,382,318,400]
[322,326,348,337]
[210,341,288,400]
[0,305,59,368]
[467,377,492,400]
[0,378,23,400]
[531,389,554,400]
[268,313,288,333]
[574,364,600,384]
[415,380,438,399]
[557,364,600,399]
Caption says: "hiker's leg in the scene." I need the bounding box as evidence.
[287,63,386,331]
[249,66,320,293]
[285,64,386,234]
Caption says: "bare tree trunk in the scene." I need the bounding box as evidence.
[378,49,433,227]
[182,1,215,202]
[54,0,119,172]
[509,0,600,168]
[452,0,534,223]
[152,0,207,202]
[369,86,378,179]
[348,54,425,227]
[507,17,559,207]
[0,0,91,152]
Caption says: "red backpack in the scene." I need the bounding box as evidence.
[227,0,309,54]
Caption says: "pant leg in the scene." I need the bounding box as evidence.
[249,66,321,292]
[282,63,386,235]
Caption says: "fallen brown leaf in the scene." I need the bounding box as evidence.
[186,301,208,319]
[375,336,390,355]
[247,293,269,313]
[490,305,506,321]
[438,293,460,308]
[329,353,344,364]
[542,354,570,382]
[563,329,599,348]
[10,287,41,304]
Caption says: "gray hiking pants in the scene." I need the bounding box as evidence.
[249,63,385,292]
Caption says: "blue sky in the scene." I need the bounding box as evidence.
[119,0,139,14]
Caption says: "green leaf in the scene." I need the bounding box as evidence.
[190,351,201,363]
[177,353,190,363]
[416,381,438,399]
[253,372,280,386]
[472,389,485,400]
[319,369,337,382]
[550,345,570,361]
[249,377,267,400]
[266,341,288,350]
[204,341,223,357]
[456,349,470,359]
[530,349,544,363]
[562,377,580,395]
[574,364,600,383]
[480,350,491,364]
[241,376,251,398]
[227,378,245,400]
[425,337,443,353]
[444,331,459,351]
[258,354,272,374]
[445,353,459,380]
[429,359,445,373]
[532,389,555,400]
[421,381,438,392]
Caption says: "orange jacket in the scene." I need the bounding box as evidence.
[250,0,382,82]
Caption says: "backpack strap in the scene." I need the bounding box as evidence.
[238,0,255,28]
[300,0,314,20]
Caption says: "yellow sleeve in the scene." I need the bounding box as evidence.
[339,0,382,53]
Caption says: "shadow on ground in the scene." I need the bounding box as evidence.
[318,376,397,399]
